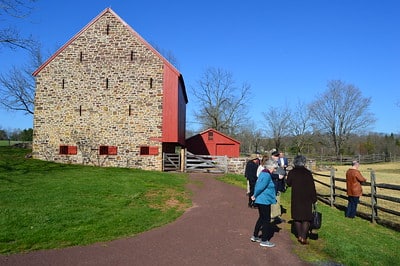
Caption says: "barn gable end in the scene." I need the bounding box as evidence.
[32,8,187,170]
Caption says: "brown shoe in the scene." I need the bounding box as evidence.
[298,237,308,245]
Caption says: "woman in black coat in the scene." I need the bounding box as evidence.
[286,155,317,244]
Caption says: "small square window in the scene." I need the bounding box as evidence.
[140,146,150,155]
[60,145,68,155]
[208,131,214,140]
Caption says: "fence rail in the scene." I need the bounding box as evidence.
[313,169,400,231]
[163,153,180,171]
[185,152,227,173]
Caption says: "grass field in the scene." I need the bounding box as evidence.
[0,140,29,146]
[315,162,400,185]
[0,147,190,254]
[0,140,13,146]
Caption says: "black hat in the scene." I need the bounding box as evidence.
[271,151,280,157]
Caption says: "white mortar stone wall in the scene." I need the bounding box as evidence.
[33,12,164,170]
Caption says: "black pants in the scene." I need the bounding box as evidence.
[248,181,256,207]
[253,204,272,241]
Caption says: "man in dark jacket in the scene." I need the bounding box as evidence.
[245,157,260,207]
[272,151,287,192]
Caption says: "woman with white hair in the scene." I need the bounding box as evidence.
[286,155,317,245]
[250,159,278,248]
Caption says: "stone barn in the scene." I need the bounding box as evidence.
[32,8,188,171]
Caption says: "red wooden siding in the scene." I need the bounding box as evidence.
[162,65,187,146]
[186,128,240,157]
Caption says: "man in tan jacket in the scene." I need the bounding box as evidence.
[345,161,367,218]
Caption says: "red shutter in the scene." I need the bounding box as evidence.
[108,146,117,155]
[149,146,159,155]
[69,146,77,155]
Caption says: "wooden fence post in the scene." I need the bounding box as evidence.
[370,170,377,224]
[181,148,186,172]
[224,155,228,173]
[330,168,335,207]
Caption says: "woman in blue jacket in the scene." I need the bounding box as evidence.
[250,159,278,248]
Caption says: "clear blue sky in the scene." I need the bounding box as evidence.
[1,0,399,134]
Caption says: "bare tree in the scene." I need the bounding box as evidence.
[191,67,251,135]
[235,124,263,154]
[262,106,291,151]
[149,42,180,70]
[308,80,375,157]
[0,0,37,51]
[288,100,313,154]
[0,41,43,114]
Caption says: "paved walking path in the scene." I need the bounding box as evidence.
[1,173,310,266]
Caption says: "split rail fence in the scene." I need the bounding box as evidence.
[313,169,400,231]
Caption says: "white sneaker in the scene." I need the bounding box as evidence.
[250,236,261,242]
[260,241,275,247]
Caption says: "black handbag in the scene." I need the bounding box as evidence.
[311,203,322,229]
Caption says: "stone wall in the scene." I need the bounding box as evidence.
[33,11,164,170]
[227,157,248,175]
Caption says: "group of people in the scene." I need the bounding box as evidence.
[245,151,367,248]
[245,151,317,247]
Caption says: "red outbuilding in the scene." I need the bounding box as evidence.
[186,128,240,157]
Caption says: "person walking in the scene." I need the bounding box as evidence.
[286,155,317,245]
[345,161,367,218]
[250,159,278,248]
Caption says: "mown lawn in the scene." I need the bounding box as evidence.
[0,147,190,254]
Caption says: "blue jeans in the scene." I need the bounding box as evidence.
[346,196,360,218]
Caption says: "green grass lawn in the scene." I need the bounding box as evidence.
[218,174,400,266]
[0,147,190,254]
